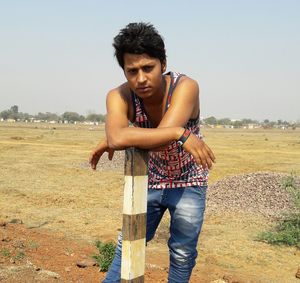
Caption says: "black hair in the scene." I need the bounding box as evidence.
[113,22,166,69]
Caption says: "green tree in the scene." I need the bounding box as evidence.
[86,113,106,122]
[282,120,290,127]
[0,110,11,120]
[233,120,243,128]
[62,111,84,123]
[217,118,231,125]
[241,118,258,125]
[18,112,32,121]
[10,105,18,114]
[35,112,59,121]
[204,116,217,125]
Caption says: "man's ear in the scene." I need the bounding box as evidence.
[162,61,167,73]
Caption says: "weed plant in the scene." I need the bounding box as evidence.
[14,251,26,261]
[257,172,300,248]
[1,248,11,257]
[92,240,116,272]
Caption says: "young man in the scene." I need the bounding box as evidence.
[90,22,215,283]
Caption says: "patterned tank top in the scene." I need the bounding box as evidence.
[131,71,208,189]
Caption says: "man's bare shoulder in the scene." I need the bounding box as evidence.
[106,83,134,121]
[176,75,200,92]
[172,75,200,102]
[107,82,131,103]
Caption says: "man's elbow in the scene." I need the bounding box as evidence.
[107,135,124,150]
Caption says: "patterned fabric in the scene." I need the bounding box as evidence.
[131,71,209,189]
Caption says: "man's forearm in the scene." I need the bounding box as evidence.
[106,126,184,150]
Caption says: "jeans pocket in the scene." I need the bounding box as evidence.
[188,185,207,199]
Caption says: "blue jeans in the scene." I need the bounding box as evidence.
[103,186,207,283]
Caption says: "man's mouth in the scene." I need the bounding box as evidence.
[136,86,151,93]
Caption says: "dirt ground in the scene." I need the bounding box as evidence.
[0,123,300,282]
[1,214,299,283]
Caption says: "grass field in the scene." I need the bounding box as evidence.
[1,123,299,235]
[0,122,300,282]
[203,127,300,182]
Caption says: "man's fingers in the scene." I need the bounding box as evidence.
[201,161,208,170]
[108,149,114,160]
[203,149,214,169]
[204,144,216,162]
[190,149,201,166]
[206,158,213,169]
[209,151,216,163]
[89,153,100,170]
[88,153,94,164]
[181,135,215,169]
[198,141,215,168]
[197,148,213,169]
[201,152,212,169]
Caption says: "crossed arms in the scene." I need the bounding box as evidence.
[89,77,215,169]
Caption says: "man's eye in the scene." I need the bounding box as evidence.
[143,66,153,72]
[128,69,137,74]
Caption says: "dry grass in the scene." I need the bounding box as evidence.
[202,127,300,183]
[1,123,299,238]
[0,123,124,241]
[1,123,300,282]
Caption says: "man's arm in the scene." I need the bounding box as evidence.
[155,77,215,168]
[150,77,199,150]
[89,85,184,170]
[105,79,215,169]
[158,77,199,128]
[105,88,183,149]
[89,139,114,170]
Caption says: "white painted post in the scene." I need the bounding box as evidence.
[121,148,148,283]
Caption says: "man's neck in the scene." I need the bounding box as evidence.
[143,75,167,107]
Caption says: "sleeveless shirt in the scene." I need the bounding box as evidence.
[131,71,208,189]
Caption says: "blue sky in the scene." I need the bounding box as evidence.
[0,0,299,121]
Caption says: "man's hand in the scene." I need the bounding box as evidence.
[183,134,215,169]
[89,139,115,170]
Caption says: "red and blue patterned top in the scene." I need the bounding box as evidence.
[131,71,208,189]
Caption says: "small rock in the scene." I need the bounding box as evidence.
[9,219,23,224]
[64,251,74,256]
[206,172,298,218]
[76,258,97,268]
[12,240,26,248]
[0,221,7,227]
[296,267,300,279]
[38,270,60,279]
[65,267,71,272]
[222,275,240,283]
[1,236,11,242]
[222,275,231,282]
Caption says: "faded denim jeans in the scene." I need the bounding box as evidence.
[103,186,207,283]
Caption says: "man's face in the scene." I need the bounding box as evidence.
[123,53,166,99]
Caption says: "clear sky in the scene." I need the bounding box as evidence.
[0,0,299,121]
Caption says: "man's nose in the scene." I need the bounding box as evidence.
[137,71,146,84]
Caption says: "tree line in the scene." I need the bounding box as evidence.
[0,105,298,128]
[202,116,298,128]
[0,105,105,123]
